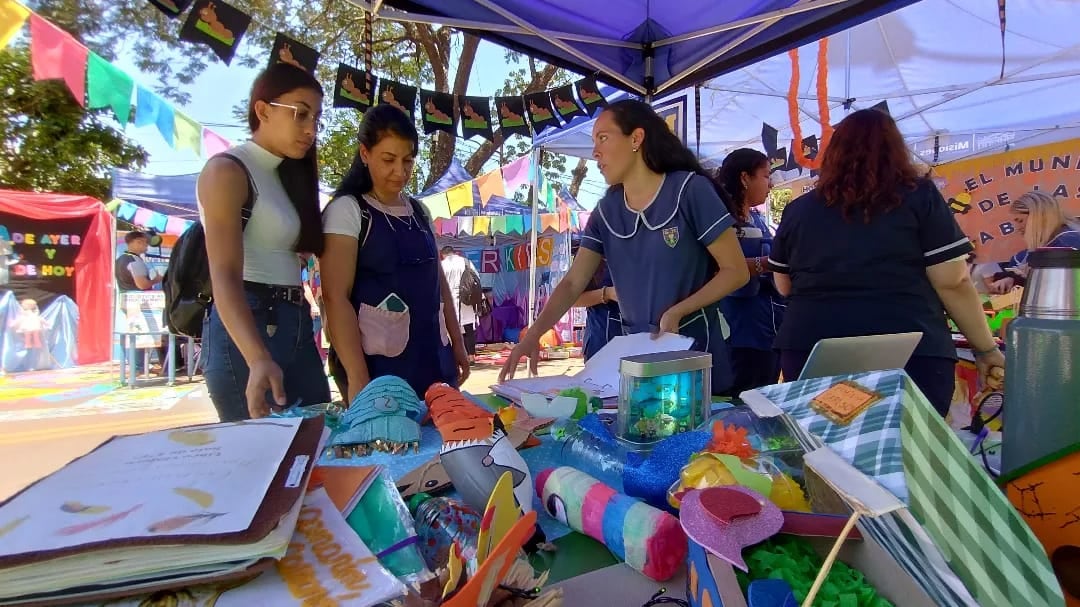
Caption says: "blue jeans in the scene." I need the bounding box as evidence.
[203,288,331,422]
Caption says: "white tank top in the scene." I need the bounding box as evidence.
[221,141,302,286]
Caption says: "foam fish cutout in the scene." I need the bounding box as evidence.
[426,384,533,513]
[330,376,426,457]
[476,471,518,564]
[680,487,783,572]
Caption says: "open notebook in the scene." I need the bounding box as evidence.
[0,416,326,606]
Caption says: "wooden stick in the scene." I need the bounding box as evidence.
[801,511,861,607]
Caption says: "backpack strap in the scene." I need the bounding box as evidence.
[214,152,256,230]
[349,195,374,248]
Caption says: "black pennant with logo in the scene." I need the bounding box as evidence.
[574,77,607,115]
[419,89,456,135]
[333,65,376,110]
[147,0,192,18]
[549,84,583,121]
[270,33,319,73]
[494,96,530,139]
[523,91,560,136]
[179,0,250,65]
[460,96,494,142]
[377,79,418,119]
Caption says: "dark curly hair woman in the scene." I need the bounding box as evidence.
[766,109,1003,415]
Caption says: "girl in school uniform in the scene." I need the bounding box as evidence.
[713,149,786,394]
[320,105,470,403]
[990,189,1080,293]
[499,100,750,395]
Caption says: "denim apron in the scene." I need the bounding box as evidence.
[348,196,456,398]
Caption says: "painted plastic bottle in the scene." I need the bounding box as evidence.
[409,493,481,574]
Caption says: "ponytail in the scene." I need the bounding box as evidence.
[713,148,768,221]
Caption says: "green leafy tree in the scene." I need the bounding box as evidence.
[0,46,146,200]
[768,187,793,225]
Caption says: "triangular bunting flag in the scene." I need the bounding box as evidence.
[179,0,250,65]
[148,211,169,232]
[86,52,134,123]
[475,169,505,205]
[333,64,376,110]
[29,15,89,106]
[559,209,569,232]
[446,181,473,216]
[494,96,530,139]
[505,215,524,235]
[457,217,473,236]
[523,91,559,136]
[420,192,451,219]
[541,213,559,232]
[147,0,193,18]
[377,79,417,119]
[173,110,202,155]
[549,84,584,121]
[490,216,507,235]
[165,216,190,235]
[0,0,31,49]
[460,96,493,142]
[270,32,318,73]
[472,216,490,235]
[501,156,530,192]
[116,202,138,221]
[135,85,175,145]
[419,89,456,135]
[202,128,231,156]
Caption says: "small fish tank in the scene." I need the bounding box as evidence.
[617,351,712,446]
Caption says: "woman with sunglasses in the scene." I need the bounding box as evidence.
[320,104,470,403]
[198,63,330,421]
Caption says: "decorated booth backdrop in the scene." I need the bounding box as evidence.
[0,190,114,366]
[935,138,1080,263]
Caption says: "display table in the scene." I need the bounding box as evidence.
[115,331,194,387]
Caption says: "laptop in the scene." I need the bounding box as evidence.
[798,332,923,380]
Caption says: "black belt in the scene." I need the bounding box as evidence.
[243,281,305,305]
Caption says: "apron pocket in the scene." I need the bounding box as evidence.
[357,303,410,357]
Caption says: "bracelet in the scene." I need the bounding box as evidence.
[600,286,608,304]
[754,256,764,275]
[973,345,999,357]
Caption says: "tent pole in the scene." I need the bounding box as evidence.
[527,146,542,326]
[844,30,852,115]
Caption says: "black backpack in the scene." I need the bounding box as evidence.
[459,263,483,306]
[162,154,254,338]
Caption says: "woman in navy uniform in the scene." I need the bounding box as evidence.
[500,100,749,394]
[713,149,786,394]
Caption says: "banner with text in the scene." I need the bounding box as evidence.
[0,214,89,309]
[934,138,1080,263]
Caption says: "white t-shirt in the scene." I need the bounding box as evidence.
[126,254,150,280]
[440,254,477,326]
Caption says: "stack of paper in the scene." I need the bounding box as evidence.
[0,417,326,606]
[492,332,693,402]
[310,465,381,516]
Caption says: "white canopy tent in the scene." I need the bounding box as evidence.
[537,0,1080,170]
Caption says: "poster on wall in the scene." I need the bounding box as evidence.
[653,95,687,144]
[119,292,167,348]
[934,138,1080,263]
[0,214,89,309]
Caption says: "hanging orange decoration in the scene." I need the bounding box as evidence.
[787,39,833,170]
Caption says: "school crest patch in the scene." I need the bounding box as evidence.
[662,226,680,248]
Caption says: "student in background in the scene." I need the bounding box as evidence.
[712,148,785,394]
[990,190,1080,293]
[115,231,160,292]
[570,245,621,361]
[440,246,479,364]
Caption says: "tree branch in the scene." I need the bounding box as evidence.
[409,23,447,90]
[568,157,589,198]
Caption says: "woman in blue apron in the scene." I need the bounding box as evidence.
[320,105,468,403]
[500,100,749,395]
[713,149,786,394]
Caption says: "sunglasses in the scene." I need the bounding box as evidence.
[269,102,325,132]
